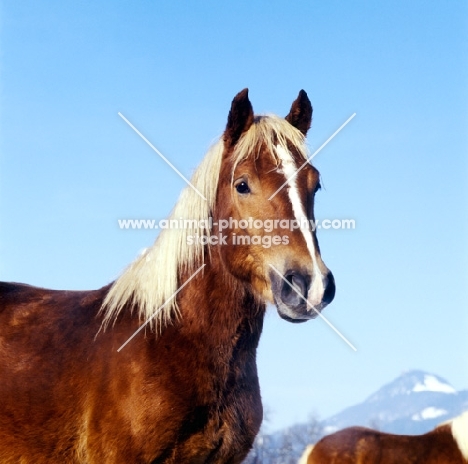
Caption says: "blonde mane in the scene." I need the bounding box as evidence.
[450,410,468,460]
[298,444,314,464]
[101,115,309,330]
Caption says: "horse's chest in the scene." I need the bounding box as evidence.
[143,321,264,462]
[172,391,262,463]
[166,360,263,462]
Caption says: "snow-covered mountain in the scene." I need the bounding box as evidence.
[322,369,468,435]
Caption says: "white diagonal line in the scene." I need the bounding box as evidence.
[117,264,206,352]
[118,112,207,201]
[268,113,356,200]
[269,264,357,351]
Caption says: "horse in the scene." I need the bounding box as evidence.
[300,411,468,464]
[0,88,335,463]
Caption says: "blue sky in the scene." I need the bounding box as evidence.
[1,1,467,431]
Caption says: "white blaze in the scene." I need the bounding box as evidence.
[275,145,325,308]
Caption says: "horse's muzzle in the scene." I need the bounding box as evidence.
[270,269,335,322]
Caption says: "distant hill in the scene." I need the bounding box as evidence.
[243,369,468,463]
[322,369,468,435]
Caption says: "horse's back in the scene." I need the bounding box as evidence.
[0,280,107,308]
[0,280,111,375]
[0,281,109,354]
[307,427,378,464]
[308,425,466,464]
[0,281,110,462]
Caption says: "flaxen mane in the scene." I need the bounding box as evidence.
[298,444,315,464]
[100,115,310,330]
[448,411,468,461]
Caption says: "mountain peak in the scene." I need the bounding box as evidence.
[366,370,456,403]
[412,373,456,394]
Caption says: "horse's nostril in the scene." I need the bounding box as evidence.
[292,274,308,299]
[282,275,294,298]
[323,271,336,304]
[281,273,308,305]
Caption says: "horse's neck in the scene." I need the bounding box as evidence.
[173,255,265,370]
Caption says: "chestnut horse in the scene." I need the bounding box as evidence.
[0,89,335,463]
[300,411,468,464]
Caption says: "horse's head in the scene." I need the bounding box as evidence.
[214,89,335,322]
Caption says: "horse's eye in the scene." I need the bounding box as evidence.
[236,181,251,194]
[314,182,321,194]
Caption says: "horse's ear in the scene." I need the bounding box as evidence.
[224,88,254,148]
[285,90,313,136]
